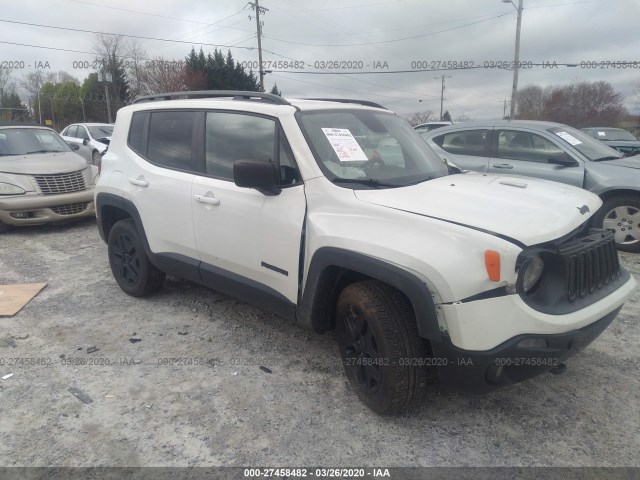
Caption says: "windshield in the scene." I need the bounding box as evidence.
[594,128,637,141]
[297,109,448,188]
[0,128,73,156]
[547,126,623,161]
[87,125,114,138]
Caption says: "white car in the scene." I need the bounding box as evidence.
[94,91,636,414]
[61,123,113,165]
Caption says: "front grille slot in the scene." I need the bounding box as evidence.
[563,231,620,303]
[33,171,86,194]
[51,202,89,216]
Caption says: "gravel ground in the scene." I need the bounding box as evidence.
[0,218,639,467]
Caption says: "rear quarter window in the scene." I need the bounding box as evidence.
[128,112,149,157]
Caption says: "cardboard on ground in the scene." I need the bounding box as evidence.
[0,283,47,317]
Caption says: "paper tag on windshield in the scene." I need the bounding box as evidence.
[597,131,606,136]
[321,128,368,162]
[555,131,582,146]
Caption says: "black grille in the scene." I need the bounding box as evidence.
[560,231,620,303]
[32,171,86,194]
[51,202,89,215]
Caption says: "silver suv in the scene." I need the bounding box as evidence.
[422,120,640,252]
[0,123,95,232]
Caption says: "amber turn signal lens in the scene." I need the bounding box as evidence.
[485,250,501,281]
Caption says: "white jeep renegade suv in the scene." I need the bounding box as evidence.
[95,91,636,414]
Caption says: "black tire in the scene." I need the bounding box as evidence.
[0,221,10,233]
[107,219,165,296]
[335,280,429,414]
[91,150,101,166]
[593,195,640,253]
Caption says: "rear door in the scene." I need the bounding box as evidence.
[123,110,198,259]
[487,128,584,187]
[428,128,491,172]
[191,111,306,303]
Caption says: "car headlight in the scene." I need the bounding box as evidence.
[0,183,26,196]
[521,255,544,293]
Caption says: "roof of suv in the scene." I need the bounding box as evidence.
[128,90,389,114]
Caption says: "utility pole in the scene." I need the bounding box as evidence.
[435,75,451,121]
[503,0,524,119]
[99,68,113,123]
[248,0,268,92]
[502,98,509,119]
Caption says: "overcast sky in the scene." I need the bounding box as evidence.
[1,0,639,119]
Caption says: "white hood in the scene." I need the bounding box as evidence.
[354,173,602,246]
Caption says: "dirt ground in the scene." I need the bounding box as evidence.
[1,218,639,468]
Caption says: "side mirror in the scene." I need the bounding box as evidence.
[83,138,89,146]
[68,142,80,151]
[548,153,578,167]
[233,160,281,196]
[442,157,463,174]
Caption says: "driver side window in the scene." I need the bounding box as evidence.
[497,130,564,163]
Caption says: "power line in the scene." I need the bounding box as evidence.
[66,0,241,26]
[275,0,408,12]
[264,13,509,47]
[0,18,257,51]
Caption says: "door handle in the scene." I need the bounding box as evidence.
[492,163,513,169]
[128,177,149,187]
[195,194,221,206]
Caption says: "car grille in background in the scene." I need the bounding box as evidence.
[51,202,89,216]
[32,171,86,195]
[562,231,620,303]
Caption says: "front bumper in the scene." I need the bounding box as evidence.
[0,189,95,226]
[430,306,621,393]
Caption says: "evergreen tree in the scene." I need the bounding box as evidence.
[269,83,282,96]
[185,48,259,91]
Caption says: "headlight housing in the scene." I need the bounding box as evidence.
[0,183,26,196]
[521,254,544,293]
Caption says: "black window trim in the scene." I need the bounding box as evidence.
[126,108,303,186]
[199,109,303,188]
[127,109,199,175]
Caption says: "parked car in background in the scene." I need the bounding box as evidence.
[423,120,640,252]
[61,123,113,165]
[0,123,96,232]
[580,127,640,157]
[414,121,452,133]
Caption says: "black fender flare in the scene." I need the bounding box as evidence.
[297,247,441,341]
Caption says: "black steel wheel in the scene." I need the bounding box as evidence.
[107,219,165,296]
[335,280,429,414]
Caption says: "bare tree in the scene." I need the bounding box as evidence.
[516,85,551,120]
[19,70,57,115]
[542,80,625,127]
[0,65,12,98]
[632,79,640,114]
[125,40,148,100]
[406,110,435,126]
[133,58,187,96]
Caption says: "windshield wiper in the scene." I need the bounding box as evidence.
[26,149,63,154]
[592,155,622,162]
[332,178,399,188]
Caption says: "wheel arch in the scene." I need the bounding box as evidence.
[598,188,640,202]
[297,247,442,341]
[96,193,151,254]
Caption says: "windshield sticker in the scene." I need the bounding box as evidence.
[321,128,368,162]
[555,131,582,146]
[597,131,606,136]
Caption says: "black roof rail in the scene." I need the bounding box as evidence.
[132,90,291,105]
[303,98,387,110]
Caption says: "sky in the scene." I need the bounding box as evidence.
[1,0,639,120]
